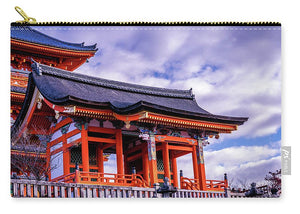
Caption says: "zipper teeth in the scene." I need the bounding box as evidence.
[12,21,281,26]
[13,7,280,26]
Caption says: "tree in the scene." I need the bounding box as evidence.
[265,169,281,195]
[11,127,59,181]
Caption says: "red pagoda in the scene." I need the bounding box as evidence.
[11,25,97,124]
[10,25,97,179]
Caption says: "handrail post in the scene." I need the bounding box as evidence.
[132,166,136,187]
[179,170,183,189]
[224,173,228,198]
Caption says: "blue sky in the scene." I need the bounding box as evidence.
[33,26,281,187]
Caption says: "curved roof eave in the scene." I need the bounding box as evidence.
[11,24,98,52]
[30,61,248,126]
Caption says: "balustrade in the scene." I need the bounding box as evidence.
[11,179,226,198]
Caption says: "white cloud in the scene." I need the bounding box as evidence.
[104,154,117,174]
[35,26,281,140]
[177,144,281,188]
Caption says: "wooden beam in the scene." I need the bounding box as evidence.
[88,126,117,134]
[168,145,193,152]
[173,151,191,159]
[88,136,116,144]
[155,135,197,145]
[51,117,73,133]
[102,143,114,150]
[124,143,144,155]
[126,152,142,162]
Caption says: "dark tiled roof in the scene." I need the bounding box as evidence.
[11,25,97,52]
[29,62,247,125]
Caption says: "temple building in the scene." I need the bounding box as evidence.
[11,25,248,192]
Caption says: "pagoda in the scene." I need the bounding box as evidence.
[10,25,97,178]
[11,25,97,124]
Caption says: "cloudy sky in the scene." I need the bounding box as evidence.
[34,26,281,187]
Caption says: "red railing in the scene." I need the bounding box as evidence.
[206,180,227,191]
[180,177,228,191]
[51,171,150,188]
[180,177,200,190]
[51,172,76,183]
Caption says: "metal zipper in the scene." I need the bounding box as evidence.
[14,6,281,26]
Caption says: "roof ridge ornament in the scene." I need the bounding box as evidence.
[31,59,42,76]
[189,88,196,100]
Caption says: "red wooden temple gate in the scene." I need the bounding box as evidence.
[11,60,247,191]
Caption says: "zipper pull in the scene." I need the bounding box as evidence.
[15,6,37,24]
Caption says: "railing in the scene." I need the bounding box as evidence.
[50,172,76,183]
[180,177,200,190]
[206,179,227,191]
[180,177,227,192]
[51,171,150,188]
[11,179,226,198]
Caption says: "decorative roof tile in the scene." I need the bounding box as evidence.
[30,62,247,125]
[32,62,195,99]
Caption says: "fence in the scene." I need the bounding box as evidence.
[180,177,227,192]
[50,171,149,188]
[11,179,226,198]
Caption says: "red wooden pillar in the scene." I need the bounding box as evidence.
[171,152,178,188]
[192,144,199,188]
[62,134,70,175]
[142,147,149,184]
[115,129,124,175]
[162,142,171,180]
[196,138,207,190]
[147,134,158,187]
[81,125,89,172]
[97,144,104,174]
[46,146,51,180]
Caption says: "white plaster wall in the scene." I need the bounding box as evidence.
[50,141,63,152]
[67,132,81,144]
[68,122,77,132]
[51,129,62,141]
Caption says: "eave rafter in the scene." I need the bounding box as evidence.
[11,39,97,58]
[11,150,47,158]
[11,39,97,71]
[11,92,26,101]
[43,99,237,133]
